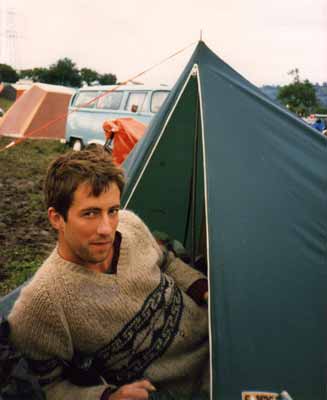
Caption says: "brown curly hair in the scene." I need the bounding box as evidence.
[44,145,125,221]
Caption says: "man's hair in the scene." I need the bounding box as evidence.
[44,145,125,221]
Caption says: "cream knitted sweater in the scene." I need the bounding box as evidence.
[9,210,209,400]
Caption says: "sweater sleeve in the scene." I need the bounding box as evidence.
[161,249,207,293]
[8,281,110,400]
[120,210,207,293]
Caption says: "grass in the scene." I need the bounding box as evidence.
[0,136,68,297]
[0,97,14,112]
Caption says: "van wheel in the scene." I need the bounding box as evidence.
[72,139,82,151]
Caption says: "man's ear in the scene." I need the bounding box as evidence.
[48,207,64,231]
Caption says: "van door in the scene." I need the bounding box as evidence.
[66,90,100,146]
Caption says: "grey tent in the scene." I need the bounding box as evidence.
[122,41,327,399]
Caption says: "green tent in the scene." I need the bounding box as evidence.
[122,41,327,399]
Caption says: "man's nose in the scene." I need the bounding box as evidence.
[97,215,113,236]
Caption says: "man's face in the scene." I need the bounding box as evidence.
[52,181,121,268]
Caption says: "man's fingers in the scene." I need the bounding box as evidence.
[120,387,150,400]
[132,379,156,392]
[114,380,156,400]
[110,387,148,400]
[109,380,156,400]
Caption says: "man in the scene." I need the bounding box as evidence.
[312,118,325,133]
[8,145,209,400]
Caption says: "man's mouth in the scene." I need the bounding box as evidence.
[90,241,112,246]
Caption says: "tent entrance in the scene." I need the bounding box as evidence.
[124,67,206,264]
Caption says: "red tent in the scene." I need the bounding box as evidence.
[103,117,147,165]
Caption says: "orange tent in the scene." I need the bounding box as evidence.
[12,81,33,100]
[103,118,147,165]
[0,83,75,139]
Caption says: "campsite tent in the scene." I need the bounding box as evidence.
[12,80,35,99]
[122,41,327,399]
[103,117,147,165]
[0,83,75,139]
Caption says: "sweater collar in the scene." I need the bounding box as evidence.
[51,229,129,286]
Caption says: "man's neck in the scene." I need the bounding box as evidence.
[57,245,114,274]
[87,248,114,273]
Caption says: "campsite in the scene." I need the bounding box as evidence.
[0,39,326,399]
[0,9,327,394]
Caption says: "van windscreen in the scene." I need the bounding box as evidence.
[72,91,98,108]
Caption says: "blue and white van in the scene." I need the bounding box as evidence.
[65,84,170,150]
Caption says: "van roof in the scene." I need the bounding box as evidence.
[78,84,171,92]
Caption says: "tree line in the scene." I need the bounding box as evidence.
[0,58,116,88]
[276,69,327,116]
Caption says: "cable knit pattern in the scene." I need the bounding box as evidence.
[8,210,209,399]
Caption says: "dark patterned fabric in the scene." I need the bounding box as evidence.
[95,274,184,385]
[27,358,60,376]
[0,318,46,399]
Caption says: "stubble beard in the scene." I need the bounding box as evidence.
[76,242,113,266]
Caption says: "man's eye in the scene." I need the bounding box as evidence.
[83,211,97,217]
[109,208,119,215]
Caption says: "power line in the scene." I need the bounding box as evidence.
[0,0,19,67]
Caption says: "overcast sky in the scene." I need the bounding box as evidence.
[1,0,326,86]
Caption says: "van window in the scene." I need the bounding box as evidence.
[125,92,147,113]
[151,91,169,113]
[72,91,98,108]
[97,91,123,110]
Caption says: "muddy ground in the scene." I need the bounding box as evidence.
[0,137,68,297]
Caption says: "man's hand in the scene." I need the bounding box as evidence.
[109,380,156,400]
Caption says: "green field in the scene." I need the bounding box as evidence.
[0,98,14,112]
